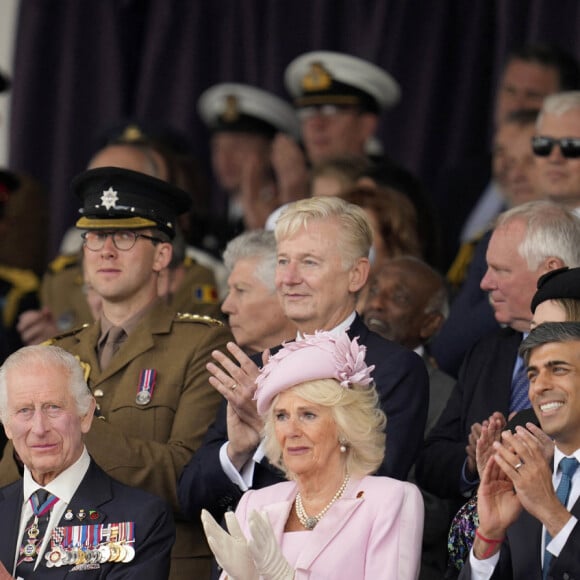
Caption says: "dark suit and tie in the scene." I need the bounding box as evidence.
[0,461,174,579]
[458,323,580,580]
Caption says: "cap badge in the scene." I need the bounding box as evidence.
[221,95,240,123]
[119,124,145,143]
[302,62,332,92]
[100,187,119,210]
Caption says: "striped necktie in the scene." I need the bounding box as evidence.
[15,489,58,578]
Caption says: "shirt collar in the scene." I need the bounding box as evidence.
[296,311,357,340]
[23,446,91,505]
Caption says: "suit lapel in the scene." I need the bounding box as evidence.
[0,483,24,573]
[57,461,114,527]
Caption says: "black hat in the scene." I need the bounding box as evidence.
[531,267,580,313]
[73,166,191,239]
[285,51,400,113]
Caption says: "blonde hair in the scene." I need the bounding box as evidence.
[262,378,386,479]
[275,197,373,269]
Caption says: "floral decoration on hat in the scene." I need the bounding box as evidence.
[254,331,374,414]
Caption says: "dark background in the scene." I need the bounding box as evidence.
[8,0,580,258]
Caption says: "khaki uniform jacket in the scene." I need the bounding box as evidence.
[0,300,232,579]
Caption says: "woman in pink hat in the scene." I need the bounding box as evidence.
[202,330,423,579]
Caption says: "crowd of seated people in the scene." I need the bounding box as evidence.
[2,43,580,580]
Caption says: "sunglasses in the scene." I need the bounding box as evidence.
[532,135,580,158]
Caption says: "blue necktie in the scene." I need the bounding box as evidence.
[509,357,530,413]
[543,457,579,579]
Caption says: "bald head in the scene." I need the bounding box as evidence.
[88,143,170,181]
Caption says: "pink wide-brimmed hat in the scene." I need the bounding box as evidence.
[254,330,375,415]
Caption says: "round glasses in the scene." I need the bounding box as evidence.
[81,230,163,251]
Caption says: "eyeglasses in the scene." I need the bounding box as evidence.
[81,230,163,251]
[531,135,580,159]
[297,104,360,121]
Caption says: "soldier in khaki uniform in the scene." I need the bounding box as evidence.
[0,166,232,579]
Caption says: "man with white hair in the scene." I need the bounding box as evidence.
[220,230,296,355]
[416,201,580,504]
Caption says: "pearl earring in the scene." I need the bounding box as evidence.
[339,437,348,453]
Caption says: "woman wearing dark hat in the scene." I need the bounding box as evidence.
[202,331,423,579]
[531,266,580,328]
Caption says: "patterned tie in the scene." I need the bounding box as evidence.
[99,325,126,369]
[15,489,58,578]
[509,357,530,413]
[543,457,579,579]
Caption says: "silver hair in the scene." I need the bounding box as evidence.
[495,200,580,270]
[537,91,580,129]
[222,230,277,292]
[0,346,94,424]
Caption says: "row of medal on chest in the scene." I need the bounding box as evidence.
[45,540,135,567]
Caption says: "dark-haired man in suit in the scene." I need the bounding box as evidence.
[461,322,580,579]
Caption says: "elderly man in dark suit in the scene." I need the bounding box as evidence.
[178,196,429,524]
[461,322,580,579]
[0,345,174,579]
[416,201,580,503]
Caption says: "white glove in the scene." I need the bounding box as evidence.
[247,510,295,580]
[201,509,259,580]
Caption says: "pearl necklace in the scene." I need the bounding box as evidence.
[295,474,350,530]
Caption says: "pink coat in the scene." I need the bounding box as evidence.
[233,475,424,579]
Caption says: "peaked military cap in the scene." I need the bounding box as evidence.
[73,166,191,239]
[198,83,300,140]
[531,266,580,313]
[285,51,400,113]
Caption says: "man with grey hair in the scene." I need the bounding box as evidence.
[0,345,174,578]
[221,229,296,354]
[532,91,580,210]
[179,196,429,528]
[416,201,580,503]
[461,321,580,579]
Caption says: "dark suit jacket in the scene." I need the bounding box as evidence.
[459,498,580,579]
[415,327,522,500]
[178,314,429,520]
[0,460,175,579]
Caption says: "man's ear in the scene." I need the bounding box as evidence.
[153,242,173,272]
[543,257,566,273]
[349,257,370,293]
[80,397,97,434]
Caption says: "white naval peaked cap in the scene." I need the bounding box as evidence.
[285,51,401,112]
[197,83,301,140]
